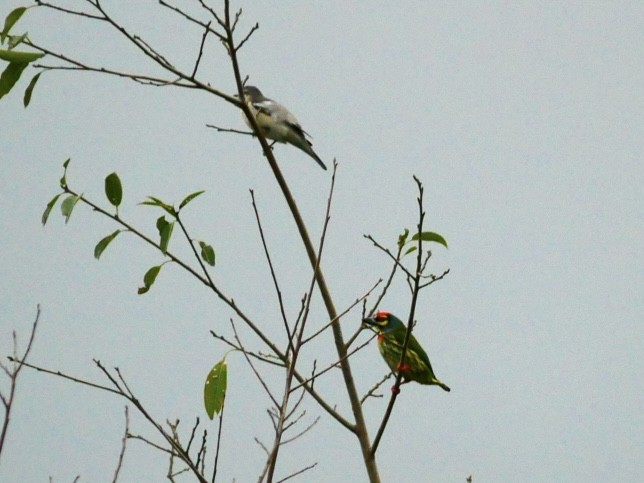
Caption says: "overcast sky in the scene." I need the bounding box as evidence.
[1,2,642,482]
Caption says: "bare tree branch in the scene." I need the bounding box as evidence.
[0,305,41,460]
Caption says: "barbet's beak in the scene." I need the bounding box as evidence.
[361,317,377,329]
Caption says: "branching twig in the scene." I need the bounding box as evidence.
[371,176,427,456]
[0,305,41,460]
[360,373,393,405]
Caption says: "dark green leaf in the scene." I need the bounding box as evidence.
[156,216,174,254]
[41,193,62,225]
[199,241,215,267]
[138,264,162,295]
[1,7,27,44]
[410,231,448,249]
[60,158,70,188]
[60,193,81,224]
[0,49,43,63]
[140,196,176,217]
[94,230,121,260]
[104,172,122,207]
[397,228,410,250]
[404,246,417,256]
[7,33,27,50]
[204,359,227,419]
[179,190,205,210]
[22,70,39,106]
[0,61,27,100]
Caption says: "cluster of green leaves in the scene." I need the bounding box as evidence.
[0,6,44,104]
[42,160,216,297]
[42,159,225,417]
[397,227,448,255]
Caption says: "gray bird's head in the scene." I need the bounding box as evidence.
[241,85,264,102]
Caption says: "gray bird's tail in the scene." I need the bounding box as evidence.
[301,144,327,171]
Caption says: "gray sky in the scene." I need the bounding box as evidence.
[1,2,642,482]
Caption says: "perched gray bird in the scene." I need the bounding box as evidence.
[240,86,327,170]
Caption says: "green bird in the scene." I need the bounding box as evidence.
[362,311,450,392]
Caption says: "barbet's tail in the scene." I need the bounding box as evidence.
[435,379,451,392]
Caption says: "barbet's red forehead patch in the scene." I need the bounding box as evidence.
[375,311,390,320]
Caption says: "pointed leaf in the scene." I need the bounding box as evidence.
[204,359,227,419]
[104,172,122,207]
[23,70,39,106]
[0,49,43,63]
[41,193,62,225]
[410,231,448,248]
[156,216,174,254]
[198,241,215,267]
[138,264,162,295]
[0,61,27,100]
[140,196,176,217]
[60,193,81,224]
[1,7,26,43]
[94,230,121,260]
[179,190,205,210]
[8,33,27,50]
[404,246,417,256]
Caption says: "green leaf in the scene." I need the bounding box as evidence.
[410,231,448,249]
[397,228,410,250]
[138,264,162,295]
[0,61,27,100]
[204,359,227,419]
[60,158,70,188]
[94,230,121,260]
[104,172,123,208]
[404,246,417,256]
[156,216,174,254]
[22,70,39,106]
[1,7,27,44]
[140,196,176,217]
[41,193,62,225]
[179,190,205,210]
[0,49,43,63]
[60,193,81,224]
[199,241,215,267]
[7,33,27,50]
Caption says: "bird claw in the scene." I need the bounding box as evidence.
[391,385,400,395]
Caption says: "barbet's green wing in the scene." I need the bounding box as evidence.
[394,328,451,391]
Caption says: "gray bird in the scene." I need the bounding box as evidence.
[240,86,327,170]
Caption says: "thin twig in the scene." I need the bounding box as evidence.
[250,190,293,354]
[34,0,106,20]
[368,243,405,316]
[275,462,318,483]
[230,319,279,408]
[364,234,414,279]
[211,398,225,483]
[205,124,254,136]
[301,278,382,346]
[111,406,129,483]
[192,21,212,78]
